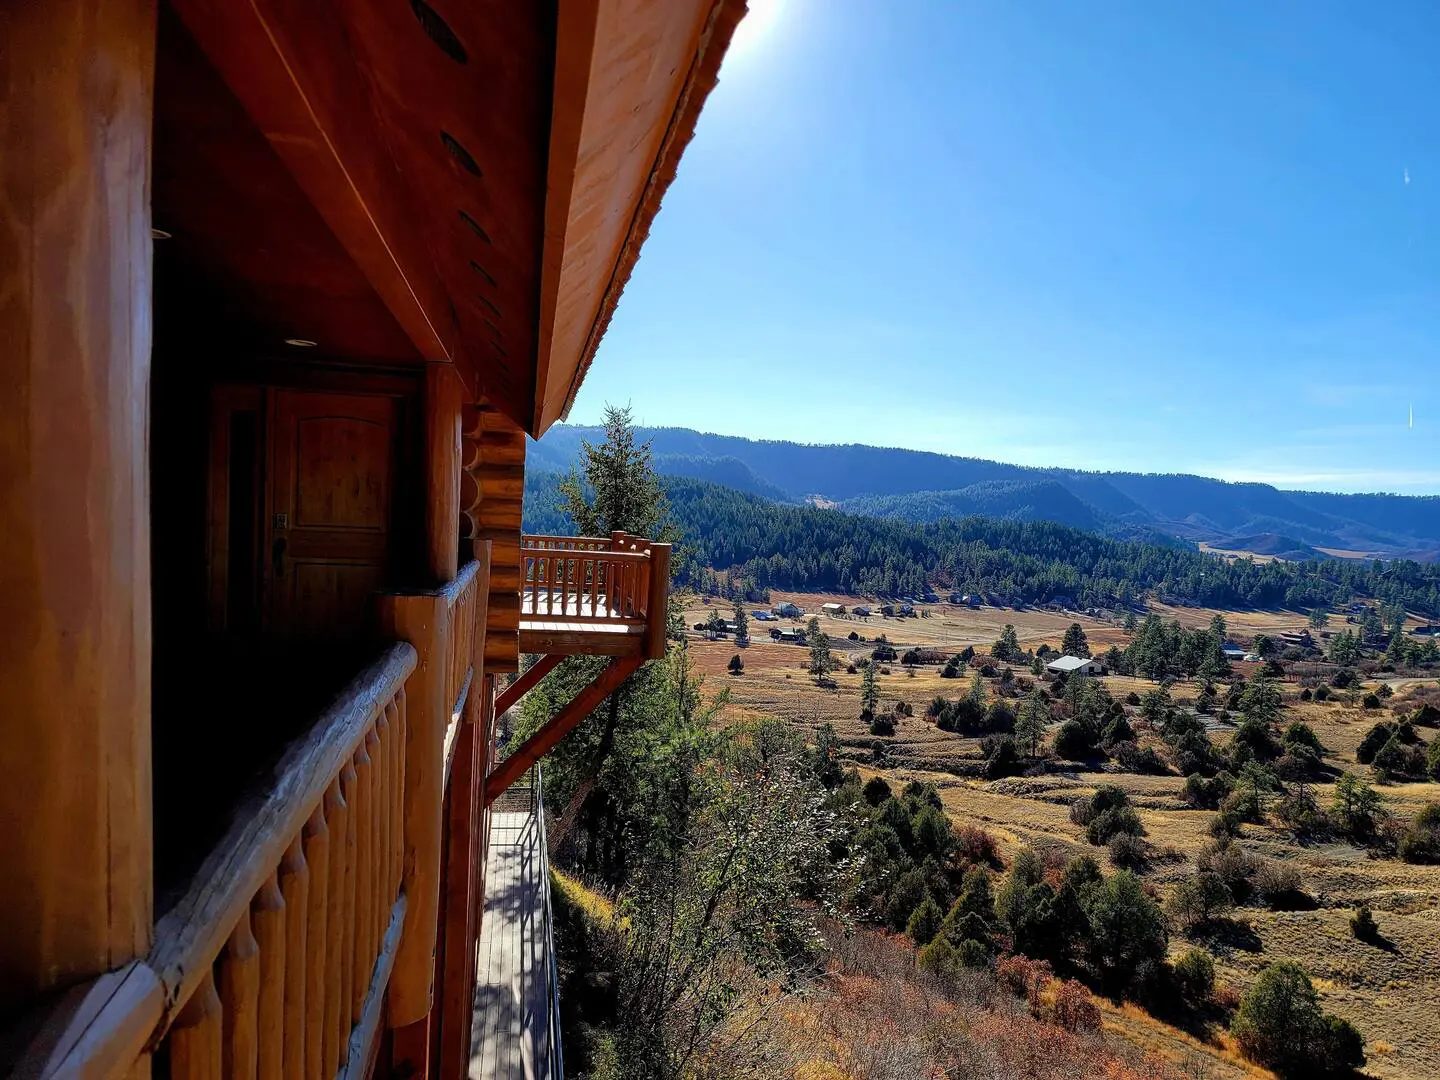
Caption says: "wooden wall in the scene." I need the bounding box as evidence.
[462,402,525,673]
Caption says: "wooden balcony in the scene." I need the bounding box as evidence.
[518,534,669,660]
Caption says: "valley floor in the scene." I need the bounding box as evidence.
[688,593,1440,1080]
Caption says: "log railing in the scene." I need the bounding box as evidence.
[444,560,483,724]
[520,533,670,660]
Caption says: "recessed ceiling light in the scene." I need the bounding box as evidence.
[151,228,172,239]
[284,338,318,348]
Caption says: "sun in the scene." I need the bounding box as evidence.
[728,0,785,60]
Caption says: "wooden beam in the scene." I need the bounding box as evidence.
[169,0,455,362]
[423,364,463,585]
[493,655,564,717]
[484,657,642,804]
[0,0,156,1014]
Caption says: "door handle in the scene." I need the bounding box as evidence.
[272,537,287,579]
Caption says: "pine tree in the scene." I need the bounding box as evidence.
[809,628,834,680]
[860,662,879,714]
[967,670,987,708]
[733,600,748,643]
[558,404,671,538]
[1061,622,1091,658]
[1015,688,1050,757]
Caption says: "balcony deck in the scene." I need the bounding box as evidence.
[469,796,559,1080]
[518,592,646,656]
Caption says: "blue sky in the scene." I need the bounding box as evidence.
[572,0,1440,494]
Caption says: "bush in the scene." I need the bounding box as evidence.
[1184,772,1231,809]
[1053,719,1098,760]
[1282,721,1321,752]
[996,953,1052,1008]
[1362,692,1382,710]
[1197,838,1257,901]
[1086,805,1145,847]
[907,895,944,945]
[954,824,1000,867]
[1230,961,1365,1077]
[1350,904,1378,942]
[869,714,896,736]
[1252,860,1303,908]
[1125,691,1141,706]
[984,736,1021,779]
[1114,741,1167,774]
[726,653,743,675]
[861,776,892,806]
[1050,979,1101,1034]
[1107,832,1147,868]
[1313,684,1330,702]
[1173,947,1216,1003]
[1398,803,1440,864]
[1167,871,1233,929]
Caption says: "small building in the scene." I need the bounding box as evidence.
[898,603,915,616]
[1046,655,1103,677]
[777,628,807,645]
[773,602,802,618]
[1221,644,1247,661]
[821,602,847,617]
[751,610,774,621]
[852,605,872,617]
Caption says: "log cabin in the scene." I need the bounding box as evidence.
[0,1,744,1077]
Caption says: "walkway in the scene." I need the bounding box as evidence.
[469,800,558,1080]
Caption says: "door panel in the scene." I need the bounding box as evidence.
[268,389,398,639]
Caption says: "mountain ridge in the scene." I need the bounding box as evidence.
[531,425,1440,559]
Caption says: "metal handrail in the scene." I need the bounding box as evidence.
[533,766,566,1080]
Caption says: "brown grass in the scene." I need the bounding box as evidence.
[686,590,1440,1080]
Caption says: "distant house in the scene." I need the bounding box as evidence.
[898,603,915,616]
[1221,644,1247,661]
[1279,630,1315,649]
[852,605,872,617]
[1049,595,1078,611]
[1046,655,1103,677]
[772,602,802,618]
[777,628,807,645]
[821,602,847,617]
[1412,624,1440,636]
[879,604,895,617]
[1243,653,1262,663]
[751,610,773,621]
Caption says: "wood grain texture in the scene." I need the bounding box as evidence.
[219,911,260,1080]
[375,593,450,1027]
[276,842,308,1080]
[147,645,414,1042]
[0,0,156,1011]
[167,971,221,1080]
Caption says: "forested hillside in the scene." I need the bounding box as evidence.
[530,424,1440,557]
[524,470,1440,615]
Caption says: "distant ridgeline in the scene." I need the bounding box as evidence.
[529,424,1440,560]
[524,471,1440,615]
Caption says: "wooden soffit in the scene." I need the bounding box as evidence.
[532,0,747,434]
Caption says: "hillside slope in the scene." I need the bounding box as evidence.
[532,425,1440,557]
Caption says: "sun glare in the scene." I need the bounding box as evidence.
[728,0,785,60]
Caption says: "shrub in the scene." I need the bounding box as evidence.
[1108,832,1147,868]
[1397,803,1440,864]
[727,653,743,675]
[862,776,892,806]
[1114,741,1167,774]
[1313,684,1330,701]
[954,824,1000,867]
[1053,719,1098,760]
[907,895,944,945]
[1167,871,1232,929]
[1184,772,1230,809]
[1362,692,1382,710]
[1125,691,1141,706]
[984,736,1021,779]
[1331,668,1358,689]
[1230,961,1365,1077]
[1173,947,1216,1003]
[1299,687,1312,701]
[1197,838,1257,901]
[1086,805,1145,846]
[1050,979,1101,1034]
[1350,904,1378,942]
[1252,860,1303,908]
[869,714,896,736]
[996,953,1052,1009]
[1282,721,1321,752]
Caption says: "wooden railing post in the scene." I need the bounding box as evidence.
[376,589,451,1074]
[643,543,671,659]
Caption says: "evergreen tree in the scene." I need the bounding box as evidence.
[967,670,988,708]
[1015,688,1050,757]
[558,403,670,538]
[1061,622,1091,657]
[732,600,748,643]
[860,661,879,714]
[809,627,834,680]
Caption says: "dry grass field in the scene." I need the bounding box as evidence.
[687,592,1440,1080]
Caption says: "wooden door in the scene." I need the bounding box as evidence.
[266,389,399,639]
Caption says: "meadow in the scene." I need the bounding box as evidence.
[687,593,1440,1080]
